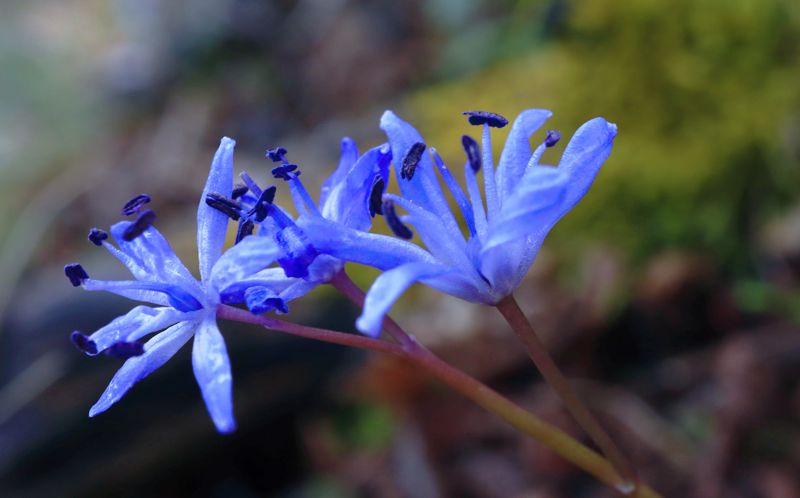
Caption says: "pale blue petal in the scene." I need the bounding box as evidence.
[495,109,552,203]
[319,137,359,207]
[321,144,391,232]
[298,217,436,270]
[556,118,617,206]
[82,278,204,312]
[192,317,236,433]
[356,262,452,337]
[208,235,281,295]
[88,306,188,353]
[109,223,202,294]
[380,111,460,235]
[89,320,197,417]
[198,137,236,282]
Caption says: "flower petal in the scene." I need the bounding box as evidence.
[89,320,197,417]
[208,235,281,295]
[198,137,236,282]
[319,137,359,207]
[556,117,617,207]
[495,109,552,203]
[86,306,188,354]
[356,262,452,337]
[192,317,236,433]
[298,217,436,270]
[82,278,204,312]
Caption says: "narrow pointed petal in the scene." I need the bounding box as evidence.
[109,223,202,294]
[208,235,281,294]
[380,111,460,235]
[86,306,188,354]
[198,137,236,281]
[356,262,451,337]
[495,109,553,202]
[298,217,436,270]
[557,118,617,206]
[89,320,197,417]
[319,137,359,206]
[82,278,204,312]
[192,318,236,433]
[321,144,391,232]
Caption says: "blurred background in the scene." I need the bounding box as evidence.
[1,0,799,496]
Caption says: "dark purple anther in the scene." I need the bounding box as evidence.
[462,111,509,128]
[70,331,98,355]
[383,200,413,239]
[121,194,151,216]
[271,164,299,180]
[231,184,249,199]
[545,130,561,148]
[104,341,145,359]
[368,177,385,217]
[122,209,156,241]
[266,147,288,163]
[401,142,426,180]
[65,263,89,287]
[88,228,108,246]
[235,219,254,244]
[205,193,242,221]
[248,186,277,222]
[461,135,482,172]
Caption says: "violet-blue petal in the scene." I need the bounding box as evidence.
[207,235,281,294]
[198,137,236,282]
[298,217,436,271]
[81,278,203,311]
[87,306,187,354]
[319,137,359,206]
[554,118,617,207]
[495,109,553,202]
[89,320,197,417]
[356,262,451,337]
[192,318,235,433]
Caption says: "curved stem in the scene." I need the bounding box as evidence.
[496,294,638,491]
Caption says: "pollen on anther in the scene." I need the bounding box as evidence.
[383,200,413,239]
[272,164,299,180]
[369,177,385,217]
[401,142,426,180]
[545,130,561,148]
[205,193,242,221]
[65,263,89,287]
[461,135,482,172]
[70,331,98,355]
[266,147,288,163]
[231,184,249,199]
[462,111,509,128]
[121,194,151,216]
[122,209,156,241]
[88,228,108,246]
[235,219,255,243]
[105,341,145,359]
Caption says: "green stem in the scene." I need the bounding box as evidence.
[496,294,638,492]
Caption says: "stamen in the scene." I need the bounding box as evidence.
[70,331,98,355]
[369,177,385,217]
[383,200,413,239]
[88,228,108,246]
[231,184,249,199]
[122,209,156,241]
[240,172,263,198]
[266,146,288,163]
[205,193,242,221]
[401,142,426,180]
[248,186,277,222]
[462,135,482,172]
[271,164,299,180]
[545,130,561,148]
[235,219,254,244]
[104,341,145,359]
[462,111,509,128]
[121,194,151,216]
[65,263,89,287]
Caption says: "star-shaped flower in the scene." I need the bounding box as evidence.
[299,110,617,336]
[66,138,282,433]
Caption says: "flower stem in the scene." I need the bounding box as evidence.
[495,294,638,492]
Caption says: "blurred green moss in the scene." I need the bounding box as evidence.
[404,0,800,272]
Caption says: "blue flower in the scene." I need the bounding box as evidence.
[66,137,284,433]
[202,138,395,315]
[308,110,617,336]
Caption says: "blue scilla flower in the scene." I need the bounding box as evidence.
[305,110,617,337]
[201,138,395,315]
[65,138,285,433]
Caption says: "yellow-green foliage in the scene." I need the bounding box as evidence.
[404,0,800,269]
